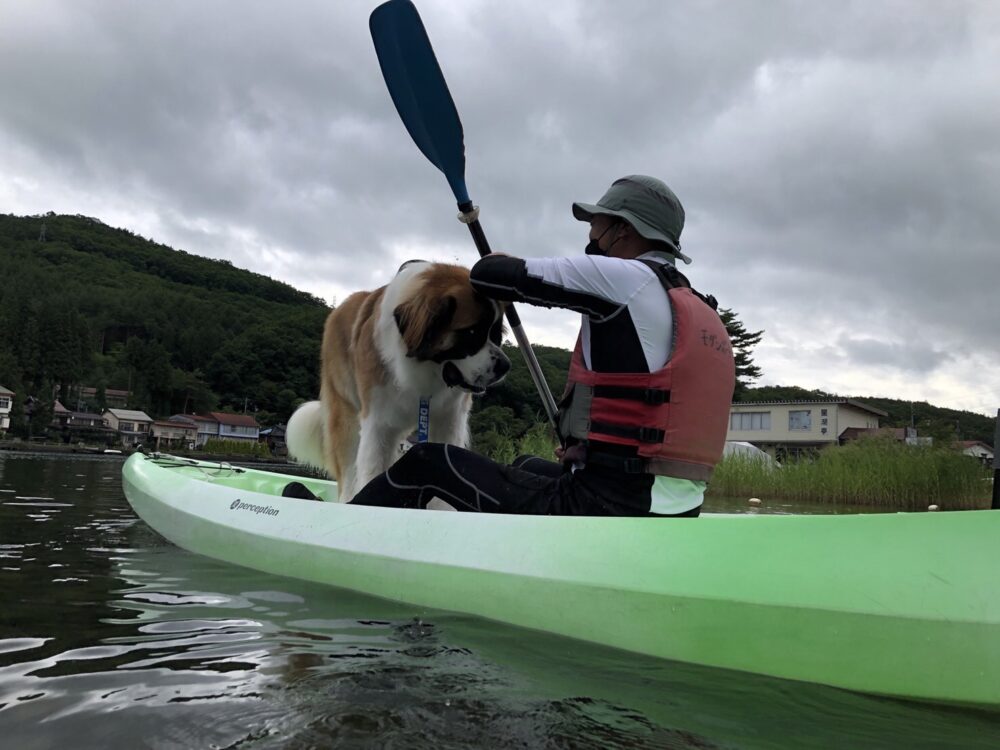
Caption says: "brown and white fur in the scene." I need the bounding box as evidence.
[286,261,509,501]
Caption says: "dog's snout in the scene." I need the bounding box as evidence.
[492,354,512,382]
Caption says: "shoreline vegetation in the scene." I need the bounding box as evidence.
[479,431,991,510]
[4,434,990,510]
[0,438,289,465]
[707,437,991,509]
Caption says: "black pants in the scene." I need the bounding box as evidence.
[348,442,700,517]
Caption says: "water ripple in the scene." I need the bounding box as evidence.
[2,454,998,750]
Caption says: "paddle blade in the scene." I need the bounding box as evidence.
[370,0,470,205]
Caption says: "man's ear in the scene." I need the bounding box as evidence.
[394,295,457,359]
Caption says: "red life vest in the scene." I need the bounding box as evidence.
[557,262,735,482]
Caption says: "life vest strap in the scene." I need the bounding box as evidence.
[589,421,665,444]
[583,450,648,474]
[639,259,719,310]
[592,385,671,405]
[585,449,714,481]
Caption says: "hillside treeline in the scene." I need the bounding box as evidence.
[0,213,328,429]
[0,213,991,448]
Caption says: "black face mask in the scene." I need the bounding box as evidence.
[584,239,604,256]
[585,222,619,256]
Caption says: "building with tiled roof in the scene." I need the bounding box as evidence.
[175,413,220,447]
[209,412,260,443]
[79,386,130,409]
[103,408,154,447]
[958,440,994,466]
[151,419,198,451]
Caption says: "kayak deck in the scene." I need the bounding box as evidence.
[121,453,1000,708]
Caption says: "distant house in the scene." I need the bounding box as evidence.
[168,414,199,430]
[65,410,116,444]
[259,424,287,455]
[68,411,107,429]
[727,399,888,458]
[79,386,130,410]
[210,412,260,443]
[103,408,154,447]
[958,440,994,466]
[151,419,198,451]
[175,414,220,447]
[0,385,13,432]
[52,400,72,428]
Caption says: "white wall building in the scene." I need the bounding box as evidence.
[151,419,198,451]
[958,440,994,466]
[103,408,154,447]
[727,399,888,458]
[0,385,13,432]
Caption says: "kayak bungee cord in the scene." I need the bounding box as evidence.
[146,453,245,475]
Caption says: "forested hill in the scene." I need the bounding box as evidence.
[0,212,330,425]
[1,213,325,306]
[742,385,995,445]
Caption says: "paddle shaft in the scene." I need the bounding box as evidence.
[370,0,559,438]
[459,201,560,432]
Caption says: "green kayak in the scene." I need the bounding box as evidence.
[121,453,1000,707]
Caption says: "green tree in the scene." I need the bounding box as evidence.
[171,368,216,415]
[719,308,764,400]
[27,381,55,439]
[37,301,91,400]
[8,391,27,438]
[0,351,18,391]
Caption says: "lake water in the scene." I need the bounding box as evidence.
[1,453,998,749]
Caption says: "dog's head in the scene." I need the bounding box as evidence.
[392,263,511,394]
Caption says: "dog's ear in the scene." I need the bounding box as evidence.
[490,303,509,344]
[394,295,457,359]
[396,259,427,274]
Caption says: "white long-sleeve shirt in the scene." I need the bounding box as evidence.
[471,251,706,515]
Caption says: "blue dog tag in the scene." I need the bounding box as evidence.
[417,396,430,443]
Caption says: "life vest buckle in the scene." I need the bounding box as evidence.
[644,388,669,405]
[622,457,647,474]
[637,427,665,443]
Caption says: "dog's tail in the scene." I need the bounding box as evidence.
[286,400,327,472]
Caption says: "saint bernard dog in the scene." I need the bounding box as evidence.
[286,261,510,501]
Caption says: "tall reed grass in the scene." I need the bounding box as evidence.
[707,437,990,508]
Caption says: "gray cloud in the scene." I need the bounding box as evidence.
[838,335,949,374]
[1,0,997,412]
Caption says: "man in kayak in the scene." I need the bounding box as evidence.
[350,175,735,516]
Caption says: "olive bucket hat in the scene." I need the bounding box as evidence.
[572,175,692,264]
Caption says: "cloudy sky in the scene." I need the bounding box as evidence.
[2,0,998,415]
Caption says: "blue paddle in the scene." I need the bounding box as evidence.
[370,0,559,431]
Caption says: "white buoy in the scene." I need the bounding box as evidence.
[928,504,939,512]
[748,497,762,505]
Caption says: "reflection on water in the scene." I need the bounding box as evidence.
[1,453,998,749]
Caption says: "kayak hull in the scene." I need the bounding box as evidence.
[121,453,1000,707]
